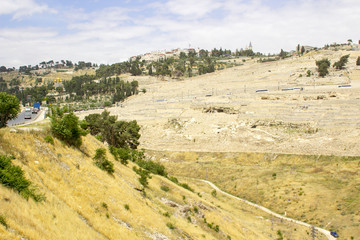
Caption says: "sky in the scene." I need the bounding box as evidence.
[0,0,359,67]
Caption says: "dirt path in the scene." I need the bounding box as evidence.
[198,179,336,240]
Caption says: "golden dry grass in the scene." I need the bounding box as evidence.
[148,150,360,240]
[0,127,317,240]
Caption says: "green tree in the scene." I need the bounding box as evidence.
[130,62,142,76]
[279,49,287,59]
[333,54,350,70]
[84,110,141,149]
[0,92,20,128]
[316,58,331,77]
[301,46,305,55]
[50,111,87,147]
[56,86,63,94]
[357,56,360,66]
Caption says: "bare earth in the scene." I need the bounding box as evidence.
[78,49,360,156]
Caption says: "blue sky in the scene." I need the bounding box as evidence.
[1,0,359,67]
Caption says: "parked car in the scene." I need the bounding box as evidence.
[330,231,339,238]
[24,112,32,119]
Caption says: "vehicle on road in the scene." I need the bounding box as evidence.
[24,112,32,119]
[330,231,339,238]
[32,108,39,114]
[25,107,31,112]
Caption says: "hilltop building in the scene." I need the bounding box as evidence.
[130,48,200,62]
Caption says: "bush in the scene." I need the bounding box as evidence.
[133,166,151,188]
[211,189,217,197]
[85,111,141,149]
[161,185,170,192]
[333,54,349,69]
[44,135,54,145]
[357,56,360,66]
[166,222,175,230]
[0,155,45,202]
[51,111,87,148]
[179,183,194,192]
[104,101,112,107]
[168,176,179,184]
[124,204,130,211]
[0,215,8,228]
[316,59,330,77]
[93,148,114,174]
[136,159,167,177]
[306,70,311,77]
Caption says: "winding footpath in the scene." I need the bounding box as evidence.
[199,179,335,240]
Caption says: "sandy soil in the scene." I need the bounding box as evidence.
[77,49,360,156]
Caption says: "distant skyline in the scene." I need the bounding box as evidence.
[1,0,359,67]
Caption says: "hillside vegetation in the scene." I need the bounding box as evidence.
[0,127,317,240]
[149,150,360,239]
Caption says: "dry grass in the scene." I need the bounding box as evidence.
[0,128,316,240]
[149,150,360,240]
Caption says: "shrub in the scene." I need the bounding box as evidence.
[211,189,217,197]
[163,212,170,217]
[0,215,8,228]
[95,134,103,142]
[136,158,167,177]
[104,101,112,107]
[161,185,170,192]
[93,148,114,174]
[0,155,45,202]
[306,70,312,77]
[133,166,151,188]
[50,111,87,148]
[357,56,360,66]
[109,146,136,165]
[333,54,350,69]
[44,135,54,145]
[168,176,179,184]
[166,222,175,230]
[179,183,194,192]
[101,202,108,209]
[124,204,130,211]
[316,59,330,77]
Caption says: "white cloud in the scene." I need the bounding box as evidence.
[1,0,360,67]
[0,0,55,20]
[165,0,223,19]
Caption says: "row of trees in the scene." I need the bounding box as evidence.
[63,75,139,102]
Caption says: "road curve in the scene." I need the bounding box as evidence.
[198,179,335,240]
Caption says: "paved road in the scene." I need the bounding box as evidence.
[198,179,336,240]
[7,109,45,126]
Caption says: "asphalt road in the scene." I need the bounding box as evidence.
[7,110,41,126]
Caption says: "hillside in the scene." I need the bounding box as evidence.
[0,128,317,240]
[70,48,360,239]
[77,49,360,156]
